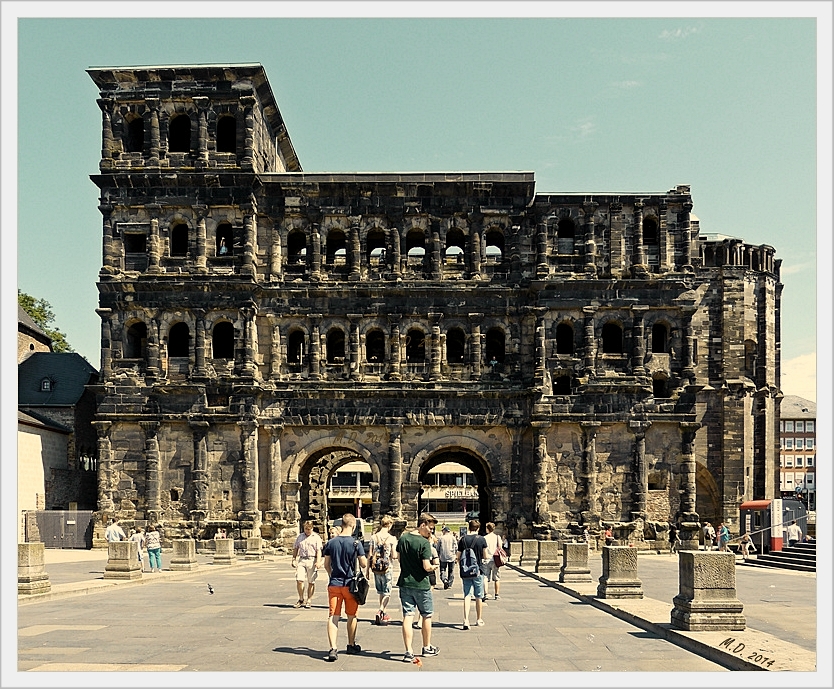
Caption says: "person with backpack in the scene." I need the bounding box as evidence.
[366,515,398,626]
[482,522,505,600]
[457,519,488,629]
[437,526,458,590]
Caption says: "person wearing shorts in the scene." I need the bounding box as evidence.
[292,521,323,608]
[483,522,503,600]
[322,514,367,662]
[458,520,488,629]
[396,513,440,662]
[367,515,398,625]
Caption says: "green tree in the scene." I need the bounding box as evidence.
[18,290,73,353]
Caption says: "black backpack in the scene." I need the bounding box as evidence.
[459,534,481,579]
[370,537,391,574]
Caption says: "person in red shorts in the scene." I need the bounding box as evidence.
[323,513,368,662]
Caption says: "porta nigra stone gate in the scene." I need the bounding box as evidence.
[87,64,782,549]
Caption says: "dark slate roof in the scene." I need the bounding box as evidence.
[18,409,71,433]
[18,353,99,406]
[18,305,52,344]
[781,395,816,419]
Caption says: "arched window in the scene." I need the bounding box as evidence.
[601,322,623,354]
[365,330,386,362]
[126,116,144,153]
[216,223,233,256]
[556,322,574,355]
[553,375,572,395]
[557,217,576,254]
[216,116,236,153]
[653,375,669,398]
[168,114,191,153]
[652,323,669,354]
[212,322,235,359]
[168,322,190,357]
[446,328,465,364]
[287,330,306,364]
[643,217,659,246]
[326,230,347,265]
[366,229,386,265]
[125,322,147,359]
[406,329,425,363]
[170,224,188,257]
[287,230,307,264]
[485,328,505,364]
[484,229,504,263]
[327,329,346,363]
[445,228,466,265]
[406,229,425,264]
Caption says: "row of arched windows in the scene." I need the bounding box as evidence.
[123,114,237,155]
[124,321,234,359]
[551,216,659,244]
[553,321,670,355]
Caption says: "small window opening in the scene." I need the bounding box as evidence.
[212,322,235,359]
[553,375,572,395]
[652,376,668,398]
[643,217,659,246]
[287,231,307,264]
[171,224,188,257]
[485,328,505,365]
[124,233,147,254]
[171,488,180,502]
[327,329,346,363]
[406,329,425,363]
[557,217,576,254]
[601,323,623,354]
[326,230,347,265]
[366,230,386,265]
[287,331,306,365]
[216,116,236,153]
[555,322,574,355]
[365,330,386,362]
[168,114,191,153]
[126,117,144,153]
[168,322,190,357]
[406,230,425,262]
[651,323,668,354]
[125,322,148,359]
[445,229,466,264]
[484,230,504,263]
[446,328,465,364]
[216,223,233,256]
[40,378,52,392]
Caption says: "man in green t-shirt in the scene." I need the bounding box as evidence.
[396,512,440,662]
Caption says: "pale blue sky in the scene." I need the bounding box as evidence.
[8,10,826,401]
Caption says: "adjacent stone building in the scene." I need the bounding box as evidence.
[86,63,782,547]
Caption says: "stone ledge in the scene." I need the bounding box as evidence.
[510,564,816,672]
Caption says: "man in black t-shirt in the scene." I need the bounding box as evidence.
[457,519,488,629]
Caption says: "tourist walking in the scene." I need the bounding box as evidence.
[458,519,488,629]
[604,526,615,546]
[104,518,126,542]
[129,527,146,571]
[786,520,803,547]
[323,514,367,662]
[292,520,323,609]
[669,522,681,555]
[740,532,754,560]
[483,522,503,600]
[396,512,440,662]
[367,515,398,626]
[437,526,458,590]
[702,522,716,550]
[717,522,730,552]
[145,524,163,572]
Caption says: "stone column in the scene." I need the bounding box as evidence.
[349,220,361,281]
[534,315,546,390]
[240,95,255,170]
[193,310,207,377]
[309,315,321,380]
[429,313,442,381]
[98,98,115,164]
[141,421,161,522]
[681,311,696,383]
[632,199,647,276]
[679,423,701,550]
[389,315,402,381]
[194,97,208,163]
[104,541,142,580]
[631,306,647,376]
[679,199,694,271]
[583,201,598,276]
[100,204,119,274]
[389,227,401,276]
[240,306,257,377]
[93,421,114,512]
[238,420,259,522]
[146,316,161,380]
[519,539,539,569]
[597,546,643,599]
[170,539,199,571]
[96,308,113,381]
[18,542,51,595]
[242,208,256,276]
[430,228,442,279]
[536,221,549,277]
[470,314,483,378]
[580,422,600,524]
[533,424,551,525]
[147,98,160,165]
[388,426,403,516]
[191,421,210,517]
[348,315,361,380]
[582,307,596,373]
[269,322,281,380]
[671,551,745,631]
[195,207,208,274]
[628,421,651,522]
[470,228,482,278]
[213,538,237,565]
[559,542,592,583]
[535,540,561,572]
[310,223,322,281]
[270,223,283,281]
[266,424,283,512]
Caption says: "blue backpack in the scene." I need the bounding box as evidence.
[459,535,481,579]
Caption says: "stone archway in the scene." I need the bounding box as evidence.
[298,449,366,536]
[695,462,721,525]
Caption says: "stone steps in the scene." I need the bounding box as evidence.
[741,543,816,572]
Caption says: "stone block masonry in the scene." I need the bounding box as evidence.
[671,551,745,631]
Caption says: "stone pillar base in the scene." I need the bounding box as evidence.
[535,540,561,572]
[212,538,237,565]
[170,539,199,571]
[559,542,592,583]
[670,551,746,631]
[670,597,746,631]
[245,536,264,560]
[18,543,51,595]
[519,539,539,569]
[597,546,643,599]
[104,541,142,580]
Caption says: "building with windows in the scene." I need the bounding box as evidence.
[85,64,782,548]
[779,395,816,510]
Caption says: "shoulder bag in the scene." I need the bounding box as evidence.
[348,540,369,605]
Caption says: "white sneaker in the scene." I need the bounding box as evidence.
[476,619,485,626]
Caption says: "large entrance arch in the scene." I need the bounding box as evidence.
[416,450,493,529]
[298,448,370,535]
